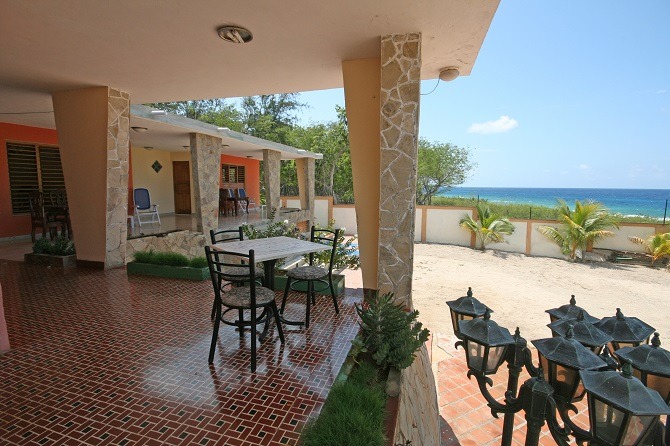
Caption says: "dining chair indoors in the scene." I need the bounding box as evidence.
[205,246,284,372]
[236,188,250,213]
[28,191,65,242]
[280,227,341,328]
[133,188,160,227]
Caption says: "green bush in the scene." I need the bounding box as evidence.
[132,250,192,267]
[307,219,360,271]
[189,256,208,268]
[32,236,75,256]
[301,360,386,446]
[356,292,429,370]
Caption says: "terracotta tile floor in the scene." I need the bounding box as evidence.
[0,261,362,445]
[436,332,591,446]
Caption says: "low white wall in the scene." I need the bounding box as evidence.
[314,198,330,227]
[425,208,472,246]
[414,210,422,243]
[594,225,656,252]
[489,221,528,253]
[529,221,563,258]
[332,206,357,235]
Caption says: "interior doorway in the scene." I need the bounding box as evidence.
[172,161,191,214]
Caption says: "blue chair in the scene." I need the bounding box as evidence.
[133,188,160,227]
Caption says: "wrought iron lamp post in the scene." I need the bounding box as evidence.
[449,291,670,446]
[546,295,599,324]
[548,310,613,354]
[596,308,656,352]
[446,287,490,340]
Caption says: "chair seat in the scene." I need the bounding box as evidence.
[221,286,276,308]
[221,266,264,282]
[286,265,328,281]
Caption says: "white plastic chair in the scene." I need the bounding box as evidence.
[133,188,160,227]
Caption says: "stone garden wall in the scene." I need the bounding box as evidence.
[125,230,207,263]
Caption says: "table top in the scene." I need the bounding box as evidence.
[212,236,330,262]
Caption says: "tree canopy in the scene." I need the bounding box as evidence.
[416,139,475,205]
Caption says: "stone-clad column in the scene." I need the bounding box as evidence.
[105,89,131,267]
[296,157,315,226]
[190,133,221,236]
[263,149,281,215]
[378,33,422,307]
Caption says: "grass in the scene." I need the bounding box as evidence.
[133,250,207,268]
[301,359,387,446]
[428,196,664,224]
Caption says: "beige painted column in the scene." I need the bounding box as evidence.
[263,149,281,215]
[52,86,130,268]
[296,157,315,226]
[378,33,422,306]
[190,133,221,236]
[342,58,381,293]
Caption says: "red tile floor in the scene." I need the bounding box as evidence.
[0,260,362,445]
[437,332,591,446]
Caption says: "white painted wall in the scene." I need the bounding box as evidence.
[425,208,472,246]
[528,222,563,258]
[332,206,357,235]
[414,210,422,242]
[314,198,330,227]
[131,147,175,213]
[594,225,656,252]
[489,221,527,253]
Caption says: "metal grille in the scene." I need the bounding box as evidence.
[222,164,246,184]
[39,146,66,195]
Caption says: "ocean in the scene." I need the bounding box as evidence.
[437,187,670,219]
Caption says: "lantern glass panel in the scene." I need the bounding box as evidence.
[450,310,473,336]
[610,341,639,352]
[592,397,625,445]
[621,415,655,446]
[466,340,485,373]
[485,345,506,374]
[554,363,581,401]
[645,373,670,404]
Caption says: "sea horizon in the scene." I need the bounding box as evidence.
[438,186,670,219]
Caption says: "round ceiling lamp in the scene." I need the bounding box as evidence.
[131,126,148,132]
[438,67,460,82]
[217,25,253,44]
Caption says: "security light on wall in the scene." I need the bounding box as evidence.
[438,67,460,82]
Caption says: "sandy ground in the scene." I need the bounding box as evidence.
[411,243,670,365]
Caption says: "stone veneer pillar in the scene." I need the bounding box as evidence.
[52,86,130,268]
[263,149,281,215]
[378,33,422,306]
[296,157,315,226]
[190,133,221,236]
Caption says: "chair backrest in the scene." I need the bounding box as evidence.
[210,226,244,244]
[310,227,340,272]
[133,188,151,210]
[48,190,68,207]
[27,191,45,220]
[226,188,236,199]
[205,246,257,305]
[237,188,247,199]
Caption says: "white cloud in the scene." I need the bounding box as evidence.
[468,116,518,134]
[578,164,590,170]
[656,89,667,94]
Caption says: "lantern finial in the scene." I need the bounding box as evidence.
[483,308,492,320]
[467,287,473,297]
[566,324,575,339]
[576,309,584,322]
[621,359,633,378]
[615,308,625,320]
[651,332,660,348]
[569,295,576,305]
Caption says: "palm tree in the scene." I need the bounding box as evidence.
[538,200,619,261]
[628,232,670,266]
[460,203,515,251]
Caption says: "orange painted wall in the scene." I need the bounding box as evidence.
[0,123,59,238]
[220,155,260,205]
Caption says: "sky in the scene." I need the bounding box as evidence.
[293,2,669,189]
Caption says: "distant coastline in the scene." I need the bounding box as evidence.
[437,187,670,219]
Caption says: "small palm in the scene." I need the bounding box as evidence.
[629,232,670,266]
[460,204,515,250]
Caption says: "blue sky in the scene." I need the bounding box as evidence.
[295,2,669,189]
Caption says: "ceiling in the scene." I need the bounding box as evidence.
[0,0,499,129]
[130,105,322,160]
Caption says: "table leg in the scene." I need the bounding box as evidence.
[264,259,304,327]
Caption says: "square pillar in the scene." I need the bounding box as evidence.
[52,86,130,268]
[263,149,281,214]
[190,133,221,236]
[296,157,315,226]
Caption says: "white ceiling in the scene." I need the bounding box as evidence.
[0,0,499,129]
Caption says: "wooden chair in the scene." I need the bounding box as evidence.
[46,190,72,239]
[236,188,250,214]
[28,191,65,242]
[206,246,284,372]
[225,188,239,216]
[280,227,341,328]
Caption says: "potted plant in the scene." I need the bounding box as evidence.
[24,236,77,268]
[126,250,209,281]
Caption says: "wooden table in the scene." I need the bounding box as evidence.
[212,236,331,327]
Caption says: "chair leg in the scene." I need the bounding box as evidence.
[250,304,257,373]
[280,277,291,314]
[208,302,222,364]
[306,280,313,329]
[271,302,285,343]
[329,276,339,314]
[238,309,245,338]
[210,299,216,320]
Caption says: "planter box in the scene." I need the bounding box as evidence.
[126,262,209,281]
[24,253,77,268]
[273,273,345,296]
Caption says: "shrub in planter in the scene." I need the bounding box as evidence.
[355,292,430,370]
[33,236,75,256]
[128,250,209,280]
[307,220,360,271]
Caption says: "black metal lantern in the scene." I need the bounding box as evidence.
[532,327,606,403]
[458,309,514,375]
[545,294,599,323]
[595,308,655,352]
[615,333,670,404]
[548,310,613,354]
[446,287,490,340]
[580,362,670,446]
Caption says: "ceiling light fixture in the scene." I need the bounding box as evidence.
[217,25,253,44]
[131,126,148,132]
[222,144,230,148]
[217,127,230,132]
[150,110,167,115]
[144,146,154,151]
[438,67,460,82]
[182,145,190,150]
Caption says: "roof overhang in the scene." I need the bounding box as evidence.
[0,0,499,128]
[130,105,322,160]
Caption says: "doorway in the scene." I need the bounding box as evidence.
[172,161,191,214]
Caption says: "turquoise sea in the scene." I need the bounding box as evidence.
[438,187,670,219]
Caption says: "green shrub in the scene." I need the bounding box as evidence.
[307,219,360,270]
[32,236,75,256]
[189,256,208,268]
[133,250,155,264]
[132,250,191,267]
[356,292,429,370]
[301,360,386,446]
